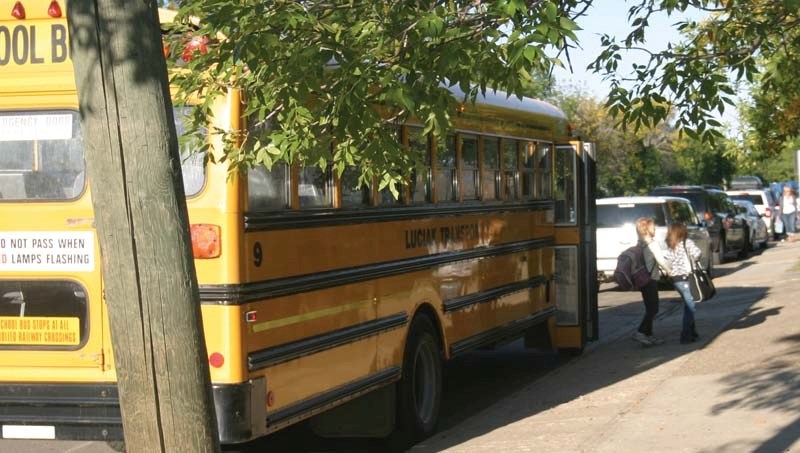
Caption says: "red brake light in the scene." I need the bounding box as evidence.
[765,207,771,218]
[47,0,61,18]
[190,224,221,259]
[704,212,712,221]
[11,1,25,19]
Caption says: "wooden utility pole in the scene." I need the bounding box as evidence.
[66,1,219,452]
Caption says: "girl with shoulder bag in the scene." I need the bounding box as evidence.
[663,222,702,344]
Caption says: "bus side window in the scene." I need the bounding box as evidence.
[483,137,500,201]
[181,152,205,197]
[460,134,479,201]
[378,125,403,206]
[537,142,553,200]
[437,134,457,202]
[248,163,290,210]
[522,142,536,199]
[554,144,576,224]
[340,166,372,208]
[173,107,207,198]
[503,139,519,200]
[299,165,333,209]
[408,127,431,204]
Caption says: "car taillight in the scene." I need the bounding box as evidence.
[190,224,221,259]
[704,212,713,221]
[765,207,771,218]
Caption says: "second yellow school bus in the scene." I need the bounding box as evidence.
[0,1,597,445]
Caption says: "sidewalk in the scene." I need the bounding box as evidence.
[412,242,800,452]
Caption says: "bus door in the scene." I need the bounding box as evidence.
[552,141,598,350]
[0,108,106,374]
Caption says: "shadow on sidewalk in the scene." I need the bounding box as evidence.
[699,329,800,453]
[411,285,768,453]
[712,260,757,279]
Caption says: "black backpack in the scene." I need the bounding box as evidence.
[613,244,651,290]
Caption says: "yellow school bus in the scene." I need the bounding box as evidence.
[0,1,598,446]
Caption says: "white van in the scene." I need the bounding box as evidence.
[725,189,777,236]
[597,196,713,283]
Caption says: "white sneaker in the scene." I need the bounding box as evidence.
[647,335,665,345]
[632,331,653,346]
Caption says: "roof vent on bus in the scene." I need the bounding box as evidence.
[48,0,62,18]
[11,1,25,19]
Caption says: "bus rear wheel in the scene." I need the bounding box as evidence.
[396,315,442,445]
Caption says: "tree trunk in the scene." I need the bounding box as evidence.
[66,2,220,452]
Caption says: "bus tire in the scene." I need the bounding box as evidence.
[396,315,442,445]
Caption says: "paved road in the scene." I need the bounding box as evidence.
[0,241,792,452]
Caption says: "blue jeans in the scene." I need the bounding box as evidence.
[673,280,697,340]
[782,213,797,234]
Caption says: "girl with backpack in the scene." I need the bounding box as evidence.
[633,217,671,346]
[663,222,703,344]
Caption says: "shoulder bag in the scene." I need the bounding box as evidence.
[685,242,716,303]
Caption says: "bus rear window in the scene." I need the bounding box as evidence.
[597,204,667,227]
[0,109,206,201]
[0,280,88,349]
[0,111,85,201]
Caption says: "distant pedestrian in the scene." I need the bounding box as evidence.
[663,222,702,344]
[632,217,671,346]
[778,185,798,242]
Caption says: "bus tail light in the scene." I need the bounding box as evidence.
[47,0,62,18]
[190,224,221,259]
[208,352,225,368]
[11,1,25,19]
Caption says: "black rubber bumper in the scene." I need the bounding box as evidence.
[0,379,266,444]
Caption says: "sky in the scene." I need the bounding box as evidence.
[551,0,743,128]
[551,0,706,99]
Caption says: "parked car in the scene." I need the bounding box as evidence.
[596,196,713,283]
[726,189,777,237]
[649,186,748,264]
[729,175,764,190]
[732,199,769,251]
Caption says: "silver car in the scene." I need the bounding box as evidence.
[732,199,769,251]
[597,196,713,282]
